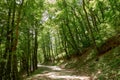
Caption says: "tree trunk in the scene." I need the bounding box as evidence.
[83,0,98,54]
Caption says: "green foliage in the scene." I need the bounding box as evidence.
[64,46,120,79]
[0,0,119,79]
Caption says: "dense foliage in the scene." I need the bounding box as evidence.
[0,0,120,79]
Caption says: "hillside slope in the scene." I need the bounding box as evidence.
[61,35,120,79]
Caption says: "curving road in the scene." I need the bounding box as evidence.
[26,64,91,80]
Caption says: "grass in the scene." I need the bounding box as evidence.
[61,46,120,79]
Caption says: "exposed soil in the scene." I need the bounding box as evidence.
[25,65,91,80]
[98,34,120,56]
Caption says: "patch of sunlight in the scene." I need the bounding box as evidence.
[92,69,102,79]
[48,74,90,80]
[46,72,90,80]
[102,37,107,41]
[48,66,62,70]
[47,0,56,4]
[105,23,111,29]
[55,11,63,16]
[55,52,66,59]
[27,65,91,80]
[118,71,120,75]
[38,65,62,71]
[32,72,90,80]
[89,0,97,10]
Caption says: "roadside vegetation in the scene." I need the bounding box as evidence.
[0,0,120,80]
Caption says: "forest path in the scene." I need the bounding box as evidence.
[26,64,91,80]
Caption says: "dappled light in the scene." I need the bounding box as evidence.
[0,0,120,79]
[26,65,90,80]
[38,65,62,71]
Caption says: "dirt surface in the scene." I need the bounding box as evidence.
[25,65,91,80]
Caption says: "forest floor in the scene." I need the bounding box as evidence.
[25,46,120,80]
[25,64,91,80]
[25,35,120,80]
[63,46,120,79]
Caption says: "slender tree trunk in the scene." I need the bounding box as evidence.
[83,0,98,54]
[4,0,16,79]
[34,28,38,70]
[27,29,30,76]
[1,3,12,79]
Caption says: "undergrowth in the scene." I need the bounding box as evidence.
[63,46,120,79]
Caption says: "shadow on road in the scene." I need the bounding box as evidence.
[26,64,90,80]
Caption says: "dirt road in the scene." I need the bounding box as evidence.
[26,65,90,80]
